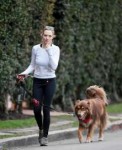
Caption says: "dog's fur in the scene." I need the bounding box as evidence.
[75,85,108,143]
[86,85,108,106]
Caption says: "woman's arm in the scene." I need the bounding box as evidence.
[46,46,60,70]
[20,47,36,75]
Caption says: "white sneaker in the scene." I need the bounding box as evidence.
[41,137,48,146]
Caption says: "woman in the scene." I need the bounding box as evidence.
[17,26,60,146]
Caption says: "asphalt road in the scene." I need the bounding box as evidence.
[10,130,122,150]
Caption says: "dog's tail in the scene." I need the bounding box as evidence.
[98,86,108,106]
[86,85,108,106]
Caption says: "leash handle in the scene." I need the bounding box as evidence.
[16,74,26,82]
[16,74,34,80]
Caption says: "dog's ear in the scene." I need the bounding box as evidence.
[75,99,81,105]
[74,100,81,116]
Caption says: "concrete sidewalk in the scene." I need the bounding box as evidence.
[0,110,122,150]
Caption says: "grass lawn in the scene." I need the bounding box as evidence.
[0,114,74,130]
[107,103,122,113]
[0,117,36,129]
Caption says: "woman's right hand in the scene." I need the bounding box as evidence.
[16,74,26,81]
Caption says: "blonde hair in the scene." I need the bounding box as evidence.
[40,25,56,38]
[44,26,55,31]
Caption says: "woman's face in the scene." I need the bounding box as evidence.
[42,30,55,45]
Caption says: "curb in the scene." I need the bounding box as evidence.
[0,128,77,150]
[0,122,122,149]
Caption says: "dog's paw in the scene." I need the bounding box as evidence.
[98,137,104,141]
[79,139,83,143]
[85,138,92,143]
[78,137,84,143]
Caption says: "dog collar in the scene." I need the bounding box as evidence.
[82,117,92,123]
[80,117,92,128]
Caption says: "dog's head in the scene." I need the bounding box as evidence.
[86,85,108,105]
[75,100,91,121]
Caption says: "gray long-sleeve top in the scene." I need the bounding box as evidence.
[20,44,60,79]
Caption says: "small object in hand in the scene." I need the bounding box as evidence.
[16,74,25,80]
[16,75,27,84]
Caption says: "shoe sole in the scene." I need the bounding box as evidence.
[40,144,48,146]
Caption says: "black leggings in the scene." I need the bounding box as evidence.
[32,77,56,137]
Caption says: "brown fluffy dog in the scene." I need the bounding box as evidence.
[75,85,108,143]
